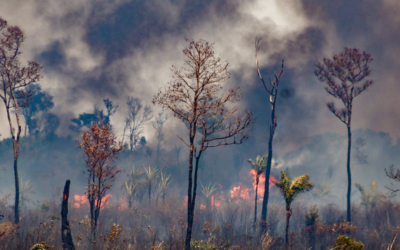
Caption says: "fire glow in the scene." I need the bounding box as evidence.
[230,170,277,201]
[73,194,113,209]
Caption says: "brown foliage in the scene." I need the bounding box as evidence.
[153,39,254,249]
[79,124,123,239]
[0,16,42,225]
[315,48,373,223]
[315,47,373,126]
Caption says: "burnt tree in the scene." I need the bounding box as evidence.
[315,48,373,222]
[255,38,284,233]
[153,39,254,250]
[0,17,42,225]
[79,124,123,242]
[61,180,75,250]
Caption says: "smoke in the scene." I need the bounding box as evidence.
[0,0,399,205]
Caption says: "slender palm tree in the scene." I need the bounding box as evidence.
[157,172,172,203]
[19,179,35,210]
[143,165,159,203]
[275,170,313,245]
[248,155,267,232]
[122,165,145,209]
[201,182,217,210]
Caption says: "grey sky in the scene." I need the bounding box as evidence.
[0,0,399,155]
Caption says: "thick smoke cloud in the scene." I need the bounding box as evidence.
[0,0,399,200]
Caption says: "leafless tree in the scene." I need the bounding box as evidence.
[79,124,123,242]
[255,38,284,233]
[153,39,254,250]
[385,165,400,193]
[315,47,373,222]
[152,113,168,167]
[123,97,152,151]
[0,17,42,224]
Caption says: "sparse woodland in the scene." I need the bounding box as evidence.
[2,16,400,250]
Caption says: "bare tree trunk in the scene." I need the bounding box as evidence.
[5,97,22,225]
[89,199,94,243]
[185,139,195,250]
[13,156,20,225]
[285,205,291,246]
[149,184,151,203]
[261,105,276,233]
[185,149,202,250]
[253,177,259,234]
[346,124,352,222]
[61,180,75,250]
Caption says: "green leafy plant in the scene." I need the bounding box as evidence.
[275,170,314,245]
[248,155,267,231]
[333,234,364,250]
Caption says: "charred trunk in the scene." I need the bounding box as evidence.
[253,176,259,233]
[346,125,352,222]
[61,180,75,250]
[13,156,20,225]
[285,205,291,246]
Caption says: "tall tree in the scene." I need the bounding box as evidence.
[248,155,267,233]
[70,99,118,133]
[275,170,313,245]
[315,47,373,222]
[0,17,42,224]
[123,97,152,151]
[255,38,284,233]
[79,124,123,242]
[20,84,54,136]
[152,113,168,167]
[153,39,254,250]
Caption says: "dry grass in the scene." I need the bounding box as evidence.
[0,194,400,249]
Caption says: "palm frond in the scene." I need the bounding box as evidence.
[201,182,217,198]
[248,155,267,174]
[275,170,314,205]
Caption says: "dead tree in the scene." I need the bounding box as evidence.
[153,39,254,250]
[61,180,75,250]
[152,113,168,167]
[123,97,152,151]
[255,38,284,233]
[0,17,42,224]
[79,124,123,242]
[385,165,400,193]
[315,47,373,222]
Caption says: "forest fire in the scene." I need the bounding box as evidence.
[230,183,251,199]
[211,194,223,207]
[230,170,277,201]
[73,194,113,209]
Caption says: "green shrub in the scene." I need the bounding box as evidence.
[333,234,364,250]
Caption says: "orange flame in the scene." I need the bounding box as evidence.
[230,183,251,200]
[101,194,112,208]
[211,194,223,207]
[73,194,113,209]
[73,194,88,208]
